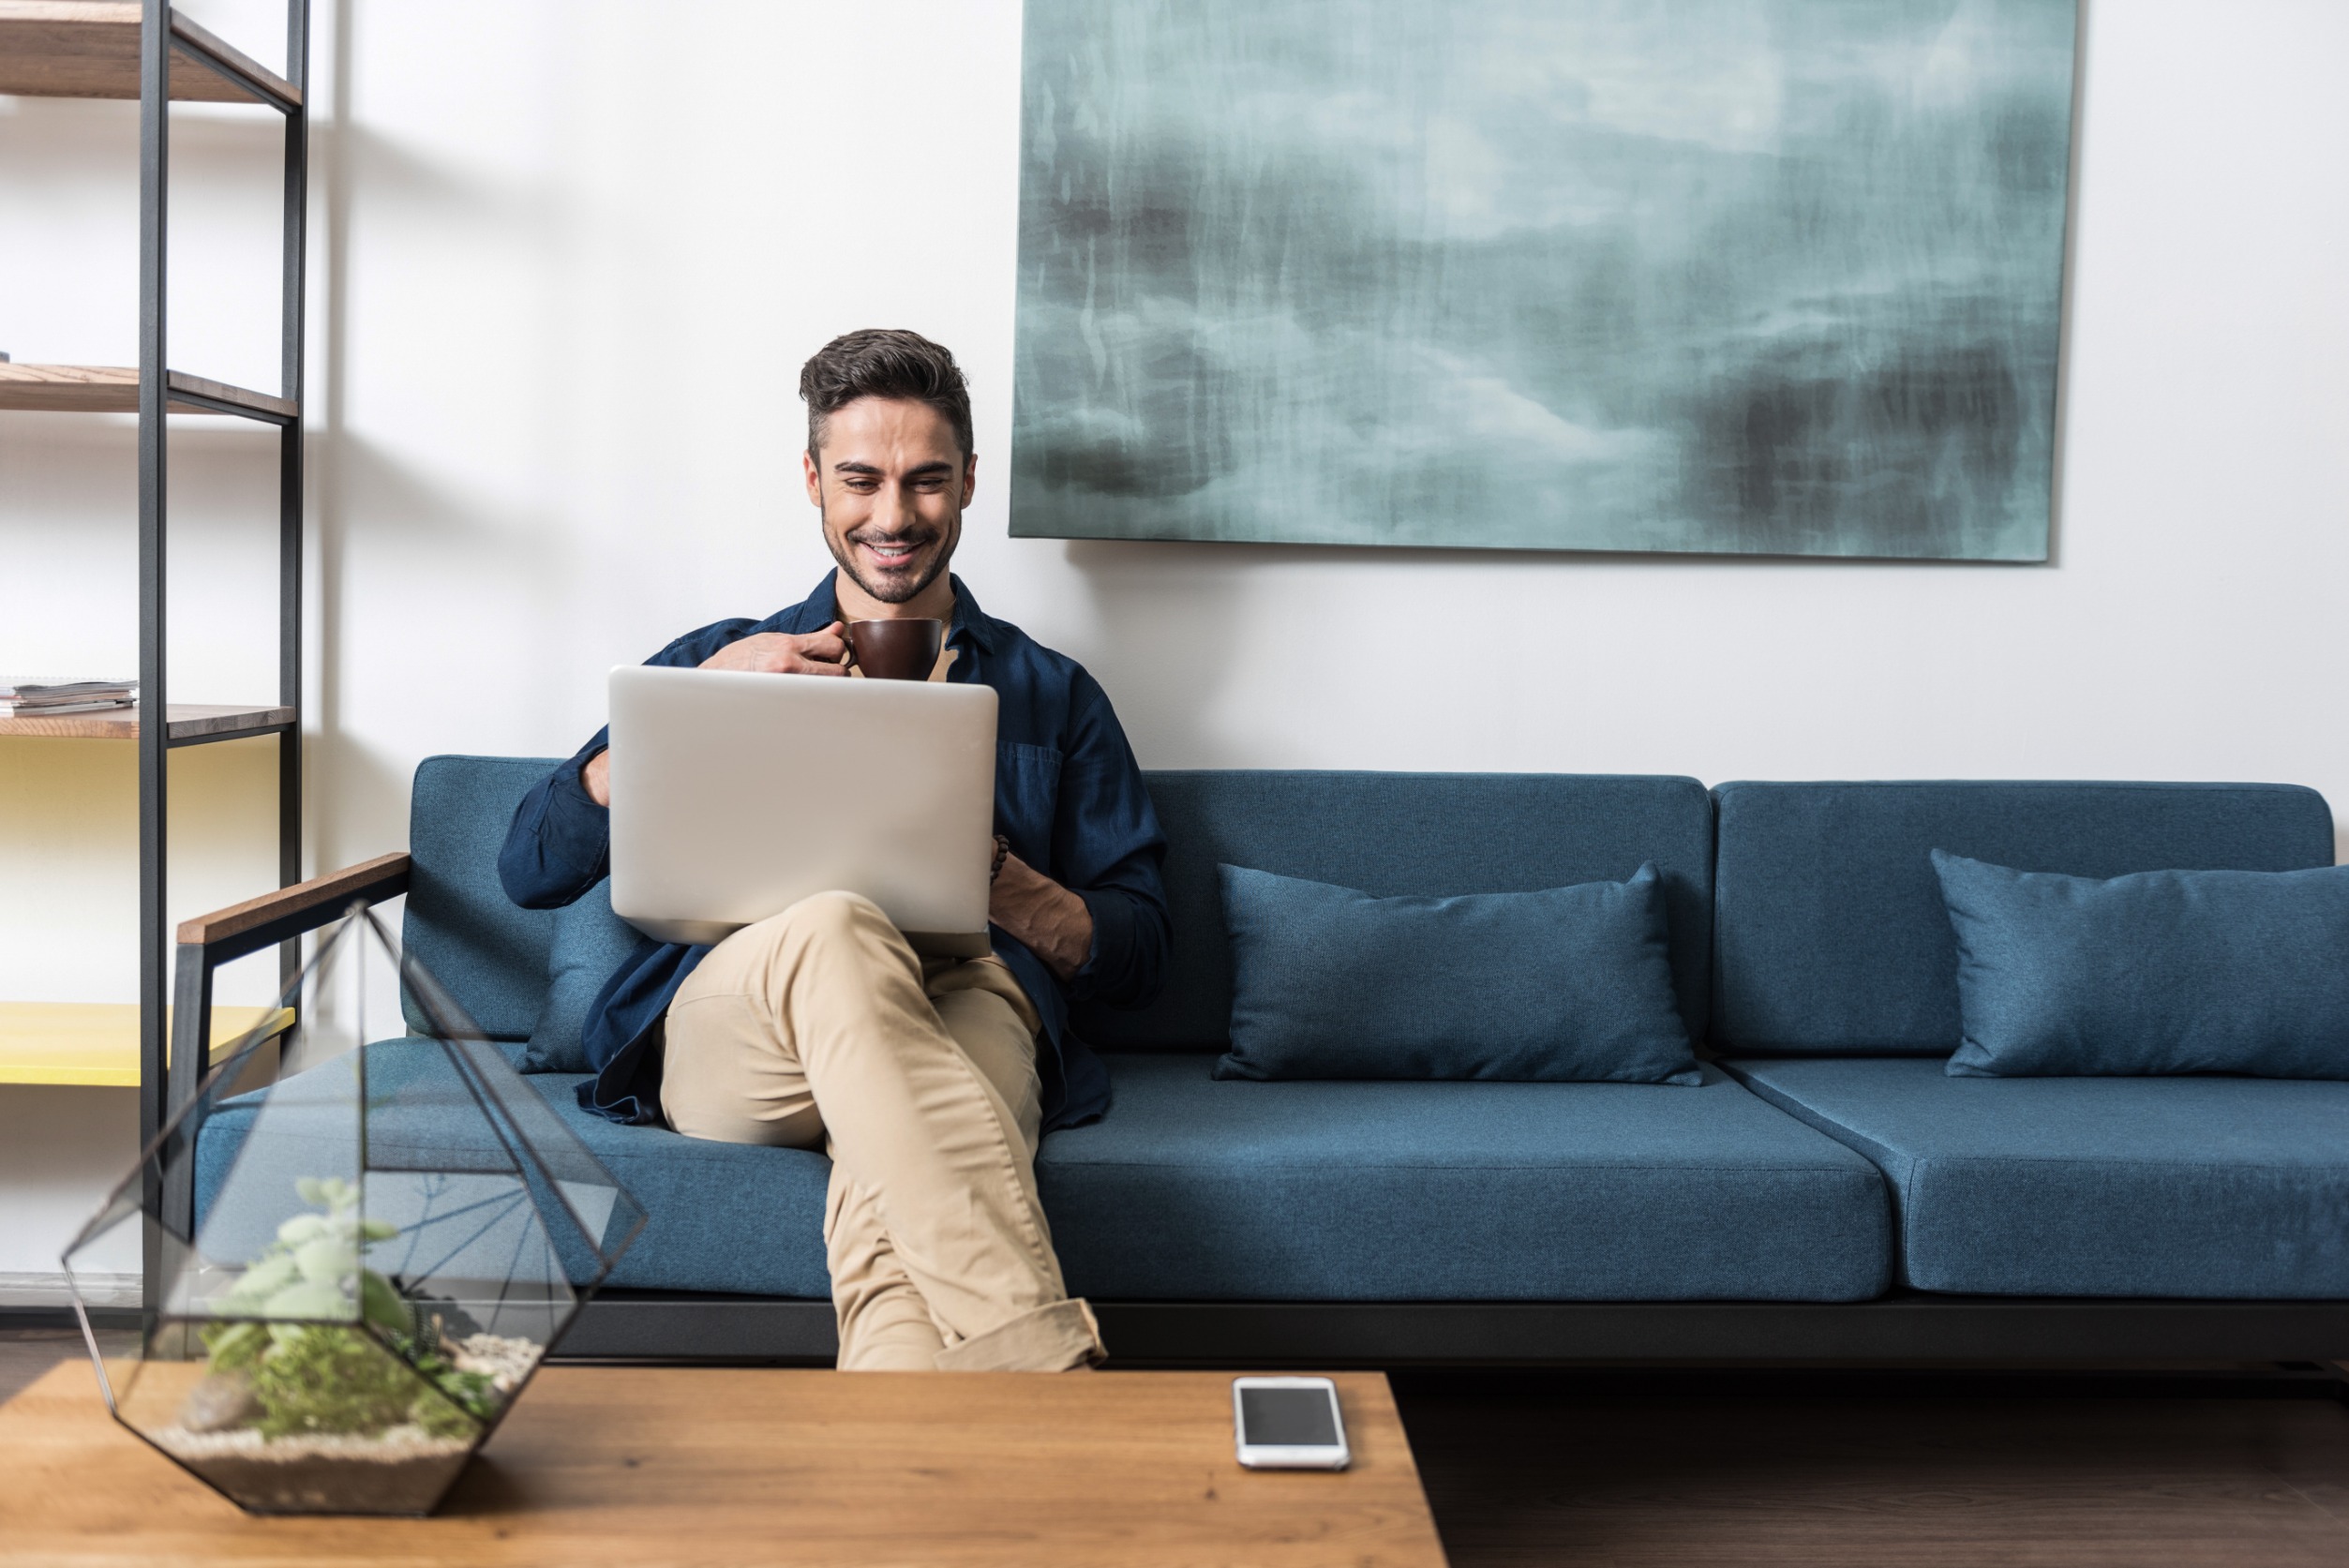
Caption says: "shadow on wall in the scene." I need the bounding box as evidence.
[0,414,283,696]
[309,0,580,823]
[304,729,408,876]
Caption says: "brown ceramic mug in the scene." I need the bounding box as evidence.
[845,618,944,681]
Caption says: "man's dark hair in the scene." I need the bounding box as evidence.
[799,329,974,460]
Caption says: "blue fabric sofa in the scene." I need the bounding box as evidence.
[1711,780,2349,1302]
[184,761,2346,1365]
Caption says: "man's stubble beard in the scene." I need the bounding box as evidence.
[821,499,960,606]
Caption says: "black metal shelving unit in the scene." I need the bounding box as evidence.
[0,1,310,1301]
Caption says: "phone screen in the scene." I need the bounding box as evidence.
[1239,1385,1339,1446]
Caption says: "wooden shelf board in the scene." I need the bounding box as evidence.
[0,363,296,420]
[0,1002,294,1086]
[0,703,294,742]
[0,3,298,106]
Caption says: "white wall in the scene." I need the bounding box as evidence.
[3,0,2345,1284]
[0,1087,141,1304]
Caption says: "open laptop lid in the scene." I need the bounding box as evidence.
[606,665,996,955]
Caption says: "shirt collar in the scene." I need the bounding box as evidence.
[945,575,1006,655]
[795,569,1004,656]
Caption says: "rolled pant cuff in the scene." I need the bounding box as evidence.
[932,1298,1105,1373]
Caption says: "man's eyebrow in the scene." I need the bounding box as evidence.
[829,460,956,477]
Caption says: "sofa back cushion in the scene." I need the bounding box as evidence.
[1072,771,1715,1051]
[1711,781,2336,1057]
[403,755,564,1040]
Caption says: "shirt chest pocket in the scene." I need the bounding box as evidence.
[994,741,1062,863]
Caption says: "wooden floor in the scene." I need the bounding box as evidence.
[0,1327,82,1407]
[8,1329,2349,1564]
[1394,1369,2349,1567]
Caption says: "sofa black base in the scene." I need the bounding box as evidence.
[549,1291,2349,1367]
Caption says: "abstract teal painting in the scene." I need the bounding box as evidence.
[1011,0,2078,560]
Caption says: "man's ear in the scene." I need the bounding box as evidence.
[962,451,979,509]
[803,448,823,506]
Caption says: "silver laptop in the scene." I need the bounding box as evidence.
[606,665,997,955]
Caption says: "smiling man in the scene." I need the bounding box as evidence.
[498,329,1169,1373]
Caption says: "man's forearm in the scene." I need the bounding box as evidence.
[989,855,1093,980]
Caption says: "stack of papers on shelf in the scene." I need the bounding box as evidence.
[0,679,139,716]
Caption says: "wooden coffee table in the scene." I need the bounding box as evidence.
[0,1360,1447,1566]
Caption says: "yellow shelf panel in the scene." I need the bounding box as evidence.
[0,1002,295,1087]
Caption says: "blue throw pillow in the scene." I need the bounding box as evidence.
[520,880,647,1074]
[1213,863,1700,1083]
[1934,849,2349,1079]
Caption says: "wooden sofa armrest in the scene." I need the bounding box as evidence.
[160,851,415,1227]
[176,851,412,963]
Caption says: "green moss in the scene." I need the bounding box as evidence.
[247,1325,426,1439]
[197,1177,501,1442]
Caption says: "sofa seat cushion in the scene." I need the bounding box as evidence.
[1036,1054,1891,1301]
[200,1045,1896,1307]
[1727,1056,2349,1297]
[520,1073,832,1297]
[195,1042,832,1300]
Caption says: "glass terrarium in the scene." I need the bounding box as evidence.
[62,906,645,1516]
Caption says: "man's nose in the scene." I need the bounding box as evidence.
[884,482,922,531]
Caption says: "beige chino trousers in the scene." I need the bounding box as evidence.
[659,889,1104,1372]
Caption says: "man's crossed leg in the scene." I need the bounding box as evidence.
[659,889,1104,1371]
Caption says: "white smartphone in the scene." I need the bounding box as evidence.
[1232,1376,1351,1471]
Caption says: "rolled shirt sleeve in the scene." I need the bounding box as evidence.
[495,620,756,914]
[498,729,614,910]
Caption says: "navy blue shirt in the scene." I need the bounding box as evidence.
[497,572,1169,1132]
